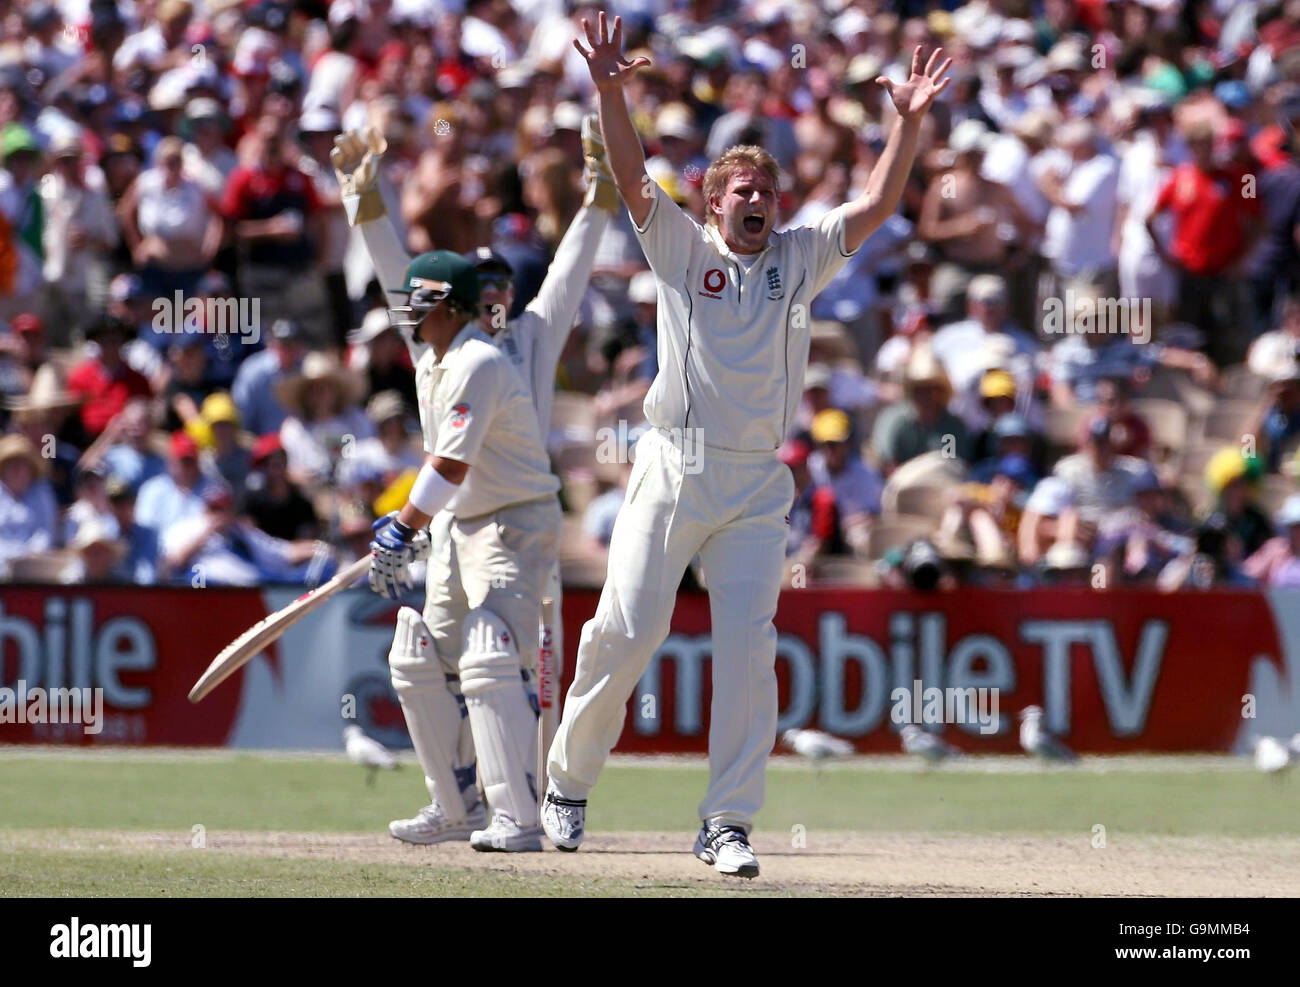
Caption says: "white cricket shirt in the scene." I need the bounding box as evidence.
[634,184,857,453]
[416,323,560,519]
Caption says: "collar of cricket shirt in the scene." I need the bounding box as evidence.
[704,223,774,268]
[433,322,486,368]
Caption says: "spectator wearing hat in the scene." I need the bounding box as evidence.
[118,135,222,300]
[222,115,325,330]
[0,434,58,566]
[1243,495,1300,588]
[872,348,971,476]
[5,363,84,502]
[59,516,129,585]
[1248,295,1300,381]
[346,307,418,412]
[63,460,117,545]
[190,391,251,494]
[245,433,320,541]
[972,411,1045,481]
[276,351,371,485]
[931,274,1039,408]
[161,479,334,586]
[337,389,421,490]
[918,121,1032,321]
[809,408,882,557]
[40,129,118,344]
[960,367,1023,450]
[134,429,218,543]
[231,317,307,435]
[104,474,158,584]
[1146,119,1263,364]
[66,315,153,439]
[1039,122,1117,290]
[0,123,45,322]
[1195,448,1273,584]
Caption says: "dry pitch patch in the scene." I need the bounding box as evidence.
[4,829,1297,897]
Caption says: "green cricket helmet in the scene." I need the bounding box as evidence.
[387,250,481,333]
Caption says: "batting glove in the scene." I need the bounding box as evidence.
[368,513,431,600]
[332,126,389,225]
[581,113,620,212]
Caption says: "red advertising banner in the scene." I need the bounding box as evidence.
[0,587,269,745]
[560,588,1284,754]
[0,585,1287,752]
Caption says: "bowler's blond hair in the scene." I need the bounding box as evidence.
[702,145,781,226]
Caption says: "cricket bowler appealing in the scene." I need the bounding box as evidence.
[542,14,952,878]
[351,246,562,853]
[332,117,619,828]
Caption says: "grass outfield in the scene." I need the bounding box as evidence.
[2,751,1298,896]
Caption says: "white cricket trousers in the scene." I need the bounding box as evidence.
[548,426,794,831]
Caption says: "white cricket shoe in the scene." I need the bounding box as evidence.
[388,801,485,845]
[693,823,760,879]
[540,788,586,851]
[470,810,543,852]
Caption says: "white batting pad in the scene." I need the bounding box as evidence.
[460,608,539,824]
[388,606,470,820]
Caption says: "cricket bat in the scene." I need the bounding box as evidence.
[188,556,371,703]
[536,594,560,803]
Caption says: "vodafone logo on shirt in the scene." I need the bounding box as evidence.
[699,268,725,299]
[449,403,471,430]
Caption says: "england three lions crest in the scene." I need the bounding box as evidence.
[765,266,784,301]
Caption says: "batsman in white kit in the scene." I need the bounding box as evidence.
[332,120,618,850]
[541,15,952,877]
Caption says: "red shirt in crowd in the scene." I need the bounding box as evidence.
[1153,163,1261,275]
[66,357,152,436]
[220,163,321,268]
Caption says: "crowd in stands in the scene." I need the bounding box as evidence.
[0,0,1299,591]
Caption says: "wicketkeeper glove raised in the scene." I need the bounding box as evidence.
[368,512,432,600]
[332,126,389,225]
[581,113,620,212]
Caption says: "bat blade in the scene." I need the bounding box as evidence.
[188,556,372,704]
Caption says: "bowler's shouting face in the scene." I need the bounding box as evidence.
[712,167,777,254]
